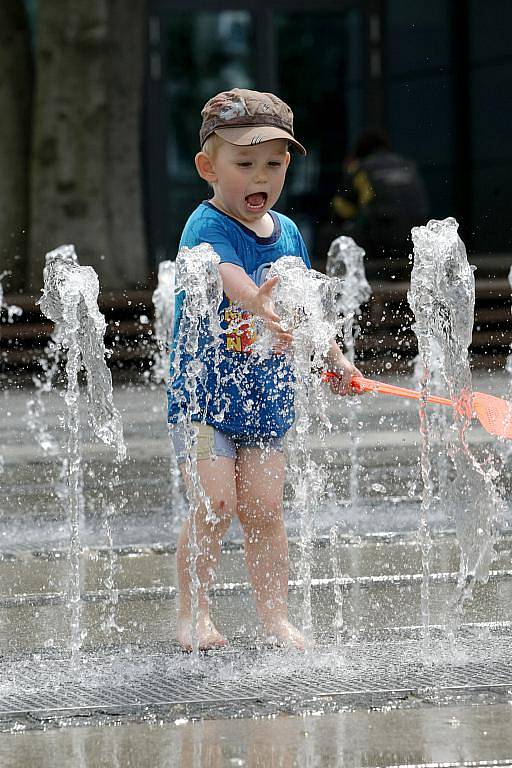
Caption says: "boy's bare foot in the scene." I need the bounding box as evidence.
[264,618,307,651]
[177,614,228,652]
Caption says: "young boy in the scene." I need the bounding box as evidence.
[168,88,358,651]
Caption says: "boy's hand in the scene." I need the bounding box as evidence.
[219,266,292,350]
[328,362,361,395]
[254,276,293,351]
[325,344,362,395]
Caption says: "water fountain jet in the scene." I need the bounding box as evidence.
[409,218,504,649]
[326,236,371,642]
[170,243,224,657]
[265,256,343,644]
[38,244,126,659]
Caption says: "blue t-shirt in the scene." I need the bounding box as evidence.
[167,202,311,438]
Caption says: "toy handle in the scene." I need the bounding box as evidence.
[323,372,452,406]
[322,370,364,392]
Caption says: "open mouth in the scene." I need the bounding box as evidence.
[245,192,268,210]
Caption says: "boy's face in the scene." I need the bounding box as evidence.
[206,139,291,224]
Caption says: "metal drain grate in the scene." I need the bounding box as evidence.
[1,629,512,727]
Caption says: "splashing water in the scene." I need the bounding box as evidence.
[326,237,370,501]
[507,264,512,381]
[151,259,185,525]
[266,256,342,643]
[411,338,452,515]
[500,264,512,464]
[0,271,23,324]
[326,236,371,642]
[267,256,343,355]
[39,246,126,459]
[409,218,503,648]
[38,244,127,660]
[26,355,60,456]
[152,260,176,384]
[171,243,224,658]
[1,273,23,474]
[326,236,371,330]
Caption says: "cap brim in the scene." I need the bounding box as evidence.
[214,125,307,155]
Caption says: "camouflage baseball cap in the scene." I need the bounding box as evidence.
[199,88,307,155]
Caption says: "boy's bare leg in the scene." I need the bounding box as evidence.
[177,456,237,650]
[236,447,305,650]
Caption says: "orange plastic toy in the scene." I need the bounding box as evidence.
[323,372,512,440]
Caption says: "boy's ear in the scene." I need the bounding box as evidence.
[195,151,217,183]
[285,150,291,169]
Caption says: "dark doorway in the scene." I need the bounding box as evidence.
[145,1,367,269]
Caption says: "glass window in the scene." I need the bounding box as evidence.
[22,0,37,44]
[471,63,512,163]
[276,9,364,263]
[470,5,512,251]
[470,0,512,63]
[388,77,453,166]
[472,162,512,253]
[387,0,450,75]
[386,0,455,219]
[388,75,455,217]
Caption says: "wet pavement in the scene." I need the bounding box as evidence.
[1,370,512,765]
[1,703,512,768]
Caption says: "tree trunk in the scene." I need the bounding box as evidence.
[0,1,32,293]
[28,0,149,292]
[105,0,150,291]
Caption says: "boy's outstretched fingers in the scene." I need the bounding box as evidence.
[267,319,293,343]
[256,277,294,349]
[255,276,281,323]
[328,371,349,395]
[262,274,279,292]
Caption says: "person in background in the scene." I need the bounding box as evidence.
[331,128,429,278]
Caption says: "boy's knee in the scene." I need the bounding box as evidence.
[206,497,234,528]
[238,502,283,534]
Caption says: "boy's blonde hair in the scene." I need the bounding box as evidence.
[201,133,224,159]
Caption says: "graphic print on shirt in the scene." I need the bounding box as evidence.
[223,263,271,353]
